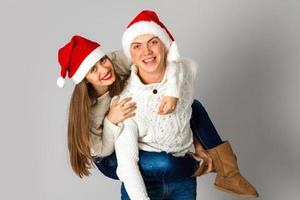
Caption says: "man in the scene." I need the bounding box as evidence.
[115,10,258,200]
[115,10,203,200]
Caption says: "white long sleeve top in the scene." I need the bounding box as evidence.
[115,58,198,200]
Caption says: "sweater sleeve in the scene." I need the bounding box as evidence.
[115,119,150,200]
[107,50,132,78]
[164,61,182,98]
[89,98,124,157]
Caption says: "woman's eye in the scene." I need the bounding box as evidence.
[151,40,158,44]
[100,57,107,65]
[133,44,140,50]
[90,66,96,73]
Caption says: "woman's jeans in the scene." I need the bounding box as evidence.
[190,99,223,149]
[94,99,223,198]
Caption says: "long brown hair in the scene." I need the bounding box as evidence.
[67,59,129,178]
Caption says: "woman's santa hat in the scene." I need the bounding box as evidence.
[122,10,180,62]
[57,35,105,88]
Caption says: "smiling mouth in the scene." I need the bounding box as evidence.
[142,57,156,64]
[101,70,112,80]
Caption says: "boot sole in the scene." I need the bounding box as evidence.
[214,185,259,198]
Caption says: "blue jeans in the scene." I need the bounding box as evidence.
[94,151,198,200]
[94,150,198,181]
[121,177,196,200]
[191,99,223,149]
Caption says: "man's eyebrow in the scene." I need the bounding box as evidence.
[131,42,141,46]
[148,36,159,42]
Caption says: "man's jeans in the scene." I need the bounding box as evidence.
[94,151,198,199]
[121,177,196,200]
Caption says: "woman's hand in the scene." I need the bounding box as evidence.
[158,96,178,115]
[107,96,137,125]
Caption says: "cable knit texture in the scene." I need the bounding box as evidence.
[115,58,198,200]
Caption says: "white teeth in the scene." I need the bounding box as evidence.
[143,58,155,63]
[102,72,111,79]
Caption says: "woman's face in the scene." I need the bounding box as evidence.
[85,56,116,91]
[130,34,166,76]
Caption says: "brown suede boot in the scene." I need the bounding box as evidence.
[207,141,259,198]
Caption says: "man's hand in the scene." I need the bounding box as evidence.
[193,136,213,173]
[195,149,213,173]
[158,96,178,115]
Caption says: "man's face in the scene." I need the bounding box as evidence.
[130,34,166,79]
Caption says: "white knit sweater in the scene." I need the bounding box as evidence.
[88,50,182,157]
[115,58,198,200]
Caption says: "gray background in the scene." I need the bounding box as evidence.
[1,0,299,199]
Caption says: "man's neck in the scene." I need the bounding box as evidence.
[137,67,166,84]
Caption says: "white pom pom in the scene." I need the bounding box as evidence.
[167,41,180,62]
[56,77,65,88]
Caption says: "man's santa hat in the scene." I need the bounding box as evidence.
[57,35,105,88]
[122,10,180,62]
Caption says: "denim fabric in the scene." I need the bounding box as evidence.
[120,177,197,200]
[94,150,198,181]
[190,99,223,149]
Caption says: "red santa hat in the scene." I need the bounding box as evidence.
[57,35,106,88]
[122,10,180,62]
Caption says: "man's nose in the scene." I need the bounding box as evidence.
[142,44,153,55]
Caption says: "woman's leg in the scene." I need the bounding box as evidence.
[190,99,223,149]
[94,150,199,181]
[190,99,259,197]
[94,153,119,180]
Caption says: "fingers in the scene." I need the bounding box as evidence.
[122,112,136,120]
[123,103,137,115]
[118,97,133,107]
[111,96,120,106]
[158,102,175,115]
[123,102,137,110]
[194,150,213,173]
[158,101,166,115]
[206,157,213,173]
[115,97,137,122]
[158,98,177,115]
